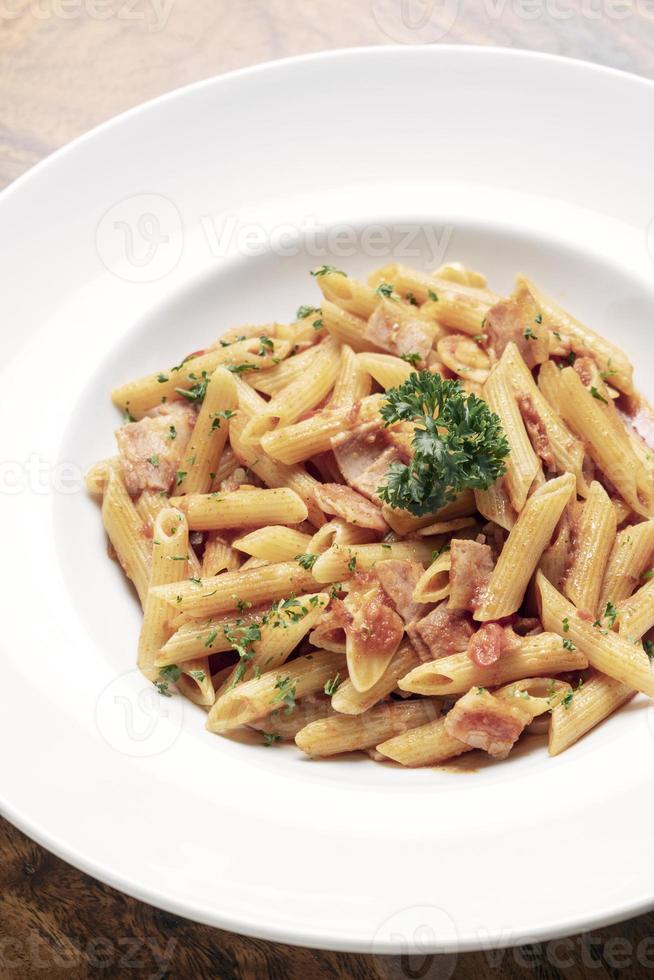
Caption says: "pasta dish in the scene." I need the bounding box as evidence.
[87,260,654,766]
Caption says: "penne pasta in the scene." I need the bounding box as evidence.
[296,699,439,757]
[548,670,634,756]
[562,481,616,616]
[206,650,346,733]
[398,632,587,696]
[171,487,308,531]
[474,473,575,621]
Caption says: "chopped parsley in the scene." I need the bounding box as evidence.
[594,601,618,630]
[257,336,274,356]
[273,675,297,714]
[562,617,570,632]
[590,386,608,405]
[262,732,282,746]
[204,627,219,648]
[147,455,160,467]
[523,326,538,341]
[324,673,342,696]
[534,313,543,324]
[211,409,236,430]
[159,665,182,683]
[405,291,418,306]
[176,370,210,403]
[226,362,260,375]
[295,553,318,570]
[562,638,576,651]
[296,304,321,320]
[176,470,187,487]
[427,289,438,302]
[311,264,346,277]
[376,371,509,516]
[347,556,357,572]
[375,281,400,301]
[156,373,169,384]
[224,620,262,684]
[168,425,177,441]
[399,352,422,366]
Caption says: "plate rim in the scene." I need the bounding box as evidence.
[3,43,654,953]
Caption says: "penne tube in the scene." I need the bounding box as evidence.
[501,342,589,494]
[206,650,346,733]
[599,519,654,608]
[308,519,377,554]
[536,571,654,698]
[474,473,575,621]
[111,336,290,418]
[378,265,498,335]
[101,462,151,607]
[315,270,379,320]
[85,458,112,495]
[320,299,373,351]
[356,352,414,390]
[250,697,335,740]
[232,526,313,562]
[398,631,587,696]
[329,344,372,408]
[312,541,436,583]
[521,276,633,394]
[215,592,330,695]
[175,367,237,495]
[377,677,570,766]
[137,507,189,680]
[412,551,452,603]
[177,659,215,707]
[563,481,616,616]
[555,366,654,516]
[381,490,477,537]
[250,343,323,395]
[474,481,516,532]
[483,355,541,512]
[260,408,348,465]
[548,670,634,756]
[156,607,265,667]
[229,411,324,528]
[331,643,421,715]
[295,699,439,757]
[618,578,654,641]
[171,487,308,531]
[416,517,476,537]
[241,338,341,444]
[202,533,241,577]
[150,560,318,617]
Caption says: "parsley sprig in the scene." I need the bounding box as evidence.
[376,371,510,516]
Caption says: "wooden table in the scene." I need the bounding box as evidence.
[3,3,654,976]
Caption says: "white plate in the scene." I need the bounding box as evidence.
[2,46,654,954]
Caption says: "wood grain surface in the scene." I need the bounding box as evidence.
[3,2,654,977]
